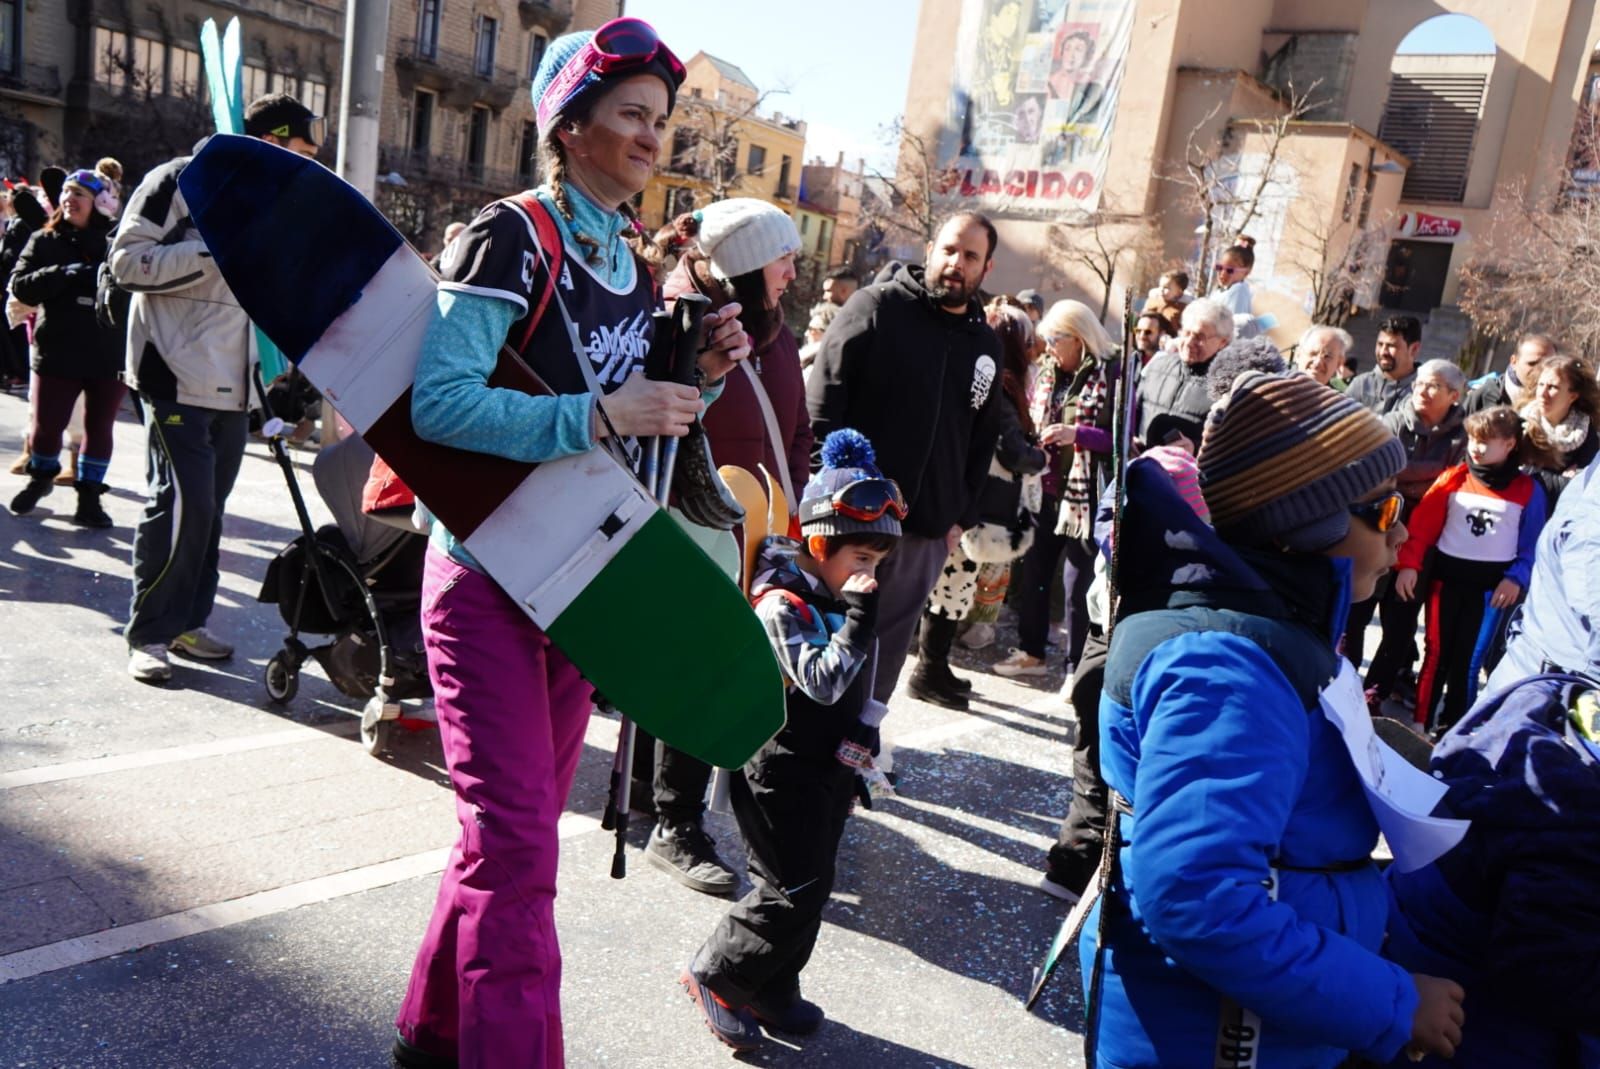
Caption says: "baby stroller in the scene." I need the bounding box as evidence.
[255,376,433,754]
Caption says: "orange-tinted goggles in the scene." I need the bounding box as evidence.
[1349,490,1404,533]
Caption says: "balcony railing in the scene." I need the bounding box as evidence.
[396,38,524,110]
[517,0,574,32]
[380,144,524,195]
[0,62,63,99]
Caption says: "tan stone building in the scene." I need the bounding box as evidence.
[799,152,867,271]
[375,0,620,252]
[901,0,1600,362]
[641,51,806,229]
[0,1,343,187]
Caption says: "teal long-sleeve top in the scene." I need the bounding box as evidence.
[411,182,721,568]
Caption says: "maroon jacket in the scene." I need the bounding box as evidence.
[663,255,812,509]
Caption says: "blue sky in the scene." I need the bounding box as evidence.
[1396,13,1496,54]
[623,0,919,171]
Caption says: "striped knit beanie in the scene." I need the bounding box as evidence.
[1198,372,1405,551]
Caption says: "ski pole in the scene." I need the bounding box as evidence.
[656,294,712,499]
[600,295,709,879]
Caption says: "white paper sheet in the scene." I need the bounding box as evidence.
[1320,662,1470,873]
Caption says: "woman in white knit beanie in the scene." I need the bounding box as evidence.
[646,197,815,894]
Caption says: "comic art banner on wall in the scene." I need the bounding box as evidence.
[943,0,1134,216]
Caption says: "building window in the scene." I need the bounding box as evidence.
[411,90,435,153]
[468,106,490,181]
[669,127,697,175]
[301,78,327,117]
[271,70,298,97]
[747,144,766,176]
[1342,162,1361,222]
[799,214,808,235]
[777,155,793,198]
[666,186,696,225]
[243,64,269,103]
[171,46,202,98]
[1358,168,1377,227]
[1377,68,1487,205]
[417,0,441,60]
[93,28,129,89]
[529,33,548,80]
[720,140,738,184]
[474,16,498,78]
[131,36,163,96]
[0,0,20,76]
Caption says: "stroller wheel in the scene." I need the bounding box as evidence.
[361,715,393,755]
[265,652,299,704]
[361,694,399,755]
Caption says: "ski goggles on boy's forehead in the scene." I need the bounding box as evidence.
[536,17,685,130]
[64,169,107,196]
[1349,489,1404,533]
[799,479,908,525]
[269,115,325,147]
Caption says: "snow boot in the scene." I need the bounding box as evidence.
[9,468,54,515]
[71,480,112,528]
[909,614,969,709]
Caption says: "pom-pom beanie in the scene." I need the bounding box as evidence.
[799,429,903,538]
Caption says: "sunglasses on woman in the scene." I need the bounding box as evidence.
[1349,490,1404,533]
[798,479,907,526]
[536,17,686,131]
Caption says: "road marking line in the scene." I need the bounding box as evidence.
[0,695,1056,982]
[0,808,604,984]
[0,721,362,791]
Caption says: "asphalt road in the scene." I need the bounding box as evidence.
[0,390,1089,1068]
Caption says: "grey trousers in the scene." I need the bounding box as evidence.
[870,531,955,703]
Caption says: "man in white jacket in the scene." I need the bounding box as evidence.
[113,93,320,683]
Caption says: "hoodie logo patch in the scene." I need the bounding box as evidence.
[971,354,996,409]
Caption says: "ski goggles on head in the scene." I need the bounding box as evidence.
[535,17,685,132]
[269,114,325,148]
[63,169,107,196]
[800,479,908,526]
[1349,489,1404,533]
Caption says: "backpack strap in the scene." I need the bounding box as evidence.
[503,191,564,352]
[753,586,825,633]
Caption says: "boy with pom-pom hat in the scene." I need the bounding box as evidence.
[681,429,902,1052]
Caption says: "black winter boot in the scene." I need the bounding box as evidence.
[9,469,55,515]
[71,480,112,528]
[908,613,969,710]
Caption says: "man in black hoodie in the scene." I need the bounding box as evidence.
[806,211,1004,704]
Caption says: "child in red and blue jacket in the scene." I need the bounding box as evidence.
[1393,405,1547,733]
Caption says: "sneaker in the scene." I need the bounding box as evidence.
[646,821,737,896]
[993,648,1047,677]
[1038,873,1083,904]
[128,644,173,684]
[681,967,763,1051]
[1058,672,1076,704]
[959,622,996,650]
[749,989,825,1035]
[169,627,234,661]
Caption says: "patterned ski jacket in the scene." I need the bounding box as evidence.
[749,539,876,759]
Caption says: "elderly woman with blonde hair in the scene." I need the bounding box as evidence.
[995,298,1117,680]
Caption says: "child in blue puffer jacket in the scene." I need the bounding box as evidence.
[1081,372,1465,1068]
